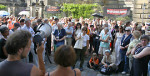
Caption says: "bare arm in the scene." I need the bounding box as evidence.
[2,46,7,57]
[133,47,150,58]
[36,43,45,76]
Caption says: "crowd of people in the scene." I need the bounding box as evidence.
[0,15,149,76]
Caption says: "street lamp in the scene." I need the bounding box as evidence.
[142,3,146,23]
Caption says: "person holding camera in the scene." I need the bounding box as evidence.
[0,30,45,76]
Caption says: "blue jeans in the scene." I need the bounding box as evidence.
[120,50,129,73]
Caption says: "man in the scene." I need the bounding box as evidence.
[65,22,73,46]
[21,18,38,66]
[19,19,25,27]
[0,30,45,76]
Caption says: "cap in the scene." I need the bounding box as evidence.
[125,27,132,31]
[14,23,20,27]
[105,50,110,53]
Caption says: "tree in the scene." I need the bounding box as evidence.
[61,3,98,18]
[0,4,7,10]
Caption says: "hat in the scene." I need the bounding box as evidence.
[125,27,132,31]
[14,23,20,27]
[105,50,110,53]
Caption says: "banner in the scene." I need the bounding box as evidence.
[45,6,61,13]
[103,7,130,17]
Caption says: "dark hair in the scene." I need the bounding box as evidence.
[90,25,94,27]
[0,26,9,34]
[135,22,138,26]
[119,26,124,33]
[75,23,81,30]
[5,30,31,55]
[125,21,131,26]
[140,35,150,42]
[82,27,87,33]
[54,45,76,67]
[84,23,88,27]
[20,19,25,23]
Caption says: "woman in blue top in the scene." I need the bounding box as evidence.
[53,22,66,48]
[98,27,110,58]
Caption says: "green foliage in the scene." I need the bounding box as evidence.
[115,16,131,22]
[61,3,98,18]
[0,4,7,10]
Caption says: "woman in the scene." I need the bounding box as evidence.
[74,23,82,37]
[74,27,89,71]
[93,24,102,55]
[45,45,81,76]
[120,27,133,74]
[114,26,124,66]
[131,35,150,76]
[98,27,110,57]
[126,30,141,71]
[53,22,66,49]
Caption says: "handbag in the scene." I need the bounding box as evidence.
[74,33,83,49]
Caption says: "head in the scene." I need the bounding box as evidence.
[57,22,63,30]
[105,50,111,56]
[44,19,49,24]
[20,19,25,26]
[103,23,108,29]
[84,23,88,27]
[31,21,37,28]
[132,30,141,39]
[125,27,132,35]
[76,23,81,30]
[119,26,124,33]
[68,22,72,27]
[5,30,31,58]
[37,19,42,25]
[125,21,131,27]
[54,45,76,67]
[104,27,109,34]
[13,23,20,31]
[82,27,87,34]
[25,18,31,27]
[0,25,9,37]
[140,35,149,46]
[90,25,94,29]
[54,18,59,24]
[92,53,97,59]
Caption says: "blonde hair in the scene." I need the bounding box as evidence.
[133,30,141,39]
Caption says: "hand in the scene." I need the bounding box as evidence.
[90,66,93,68]
[36,42,44,55]
[78,36,81,39]
[120,46,125,50]
[136,43,142,47]
[104,64,108,67]
[126,52,129,56]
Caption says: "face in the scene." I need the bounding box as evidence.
[20,22,24,26]
[105,52,110,56]
[3,29,9,36]
[82,29,86,34]
[26,21,31,27]
[77,25,80,28]
[125,30,131,35]
[21,39,31,58]
[141,39,149,46]
[104,29,108,34]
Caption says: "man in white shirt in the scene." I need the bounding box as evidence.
[21,18,38,66]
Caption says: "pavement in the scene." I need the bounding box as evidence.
[45,51,126,76]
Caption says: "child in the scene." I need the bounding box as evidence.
[87,53,100,70]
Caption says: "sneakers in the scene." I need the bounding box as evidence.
[122,71,126,74]
[79,67,83,71]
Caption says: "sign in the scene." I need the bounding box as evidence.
[45,6,61,13]
[103,7,130,17]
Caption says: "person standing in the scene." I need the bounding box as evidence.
[120,27,133,75]
[65,22,73,46]
[74,27,89,71]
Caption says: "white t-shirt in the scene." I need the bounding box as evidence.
[82,34,89,47]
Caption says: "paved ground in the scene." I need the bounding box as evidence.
[44,51,127,76]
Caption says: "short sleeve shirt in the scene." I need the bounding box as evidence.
[82,34,89,47]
